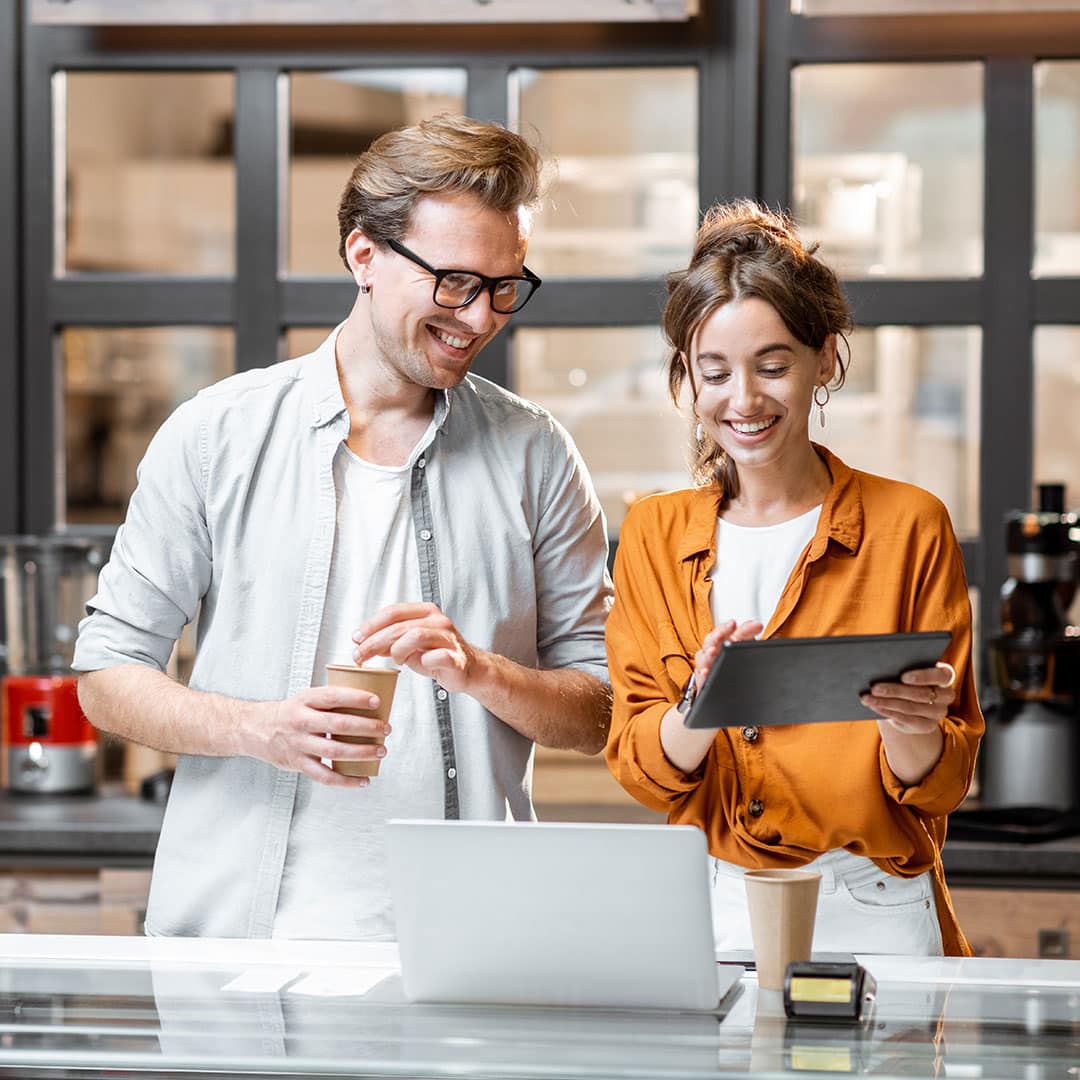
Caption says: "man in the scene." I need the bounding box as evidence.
[73,115,613,940]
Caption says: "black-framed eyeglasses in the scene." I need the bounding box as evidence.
[385,237,542,315]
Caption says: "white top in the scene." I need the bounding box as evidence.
[273,437,444,939]
[708,506,821,628]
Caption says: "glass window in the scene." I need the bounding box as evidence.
[61,72,235,275]
[1033,326,1080,514]
[513,67,698,278]
[287,69,467,276]
[792,63,984,278]
[818,326,981,539]
[512,326,689,534]
[284,327,335,361]
[1034,62,1080,276]
[61,327,234,524]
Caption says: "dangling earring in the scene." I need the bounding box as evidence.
[814,384,830,428]
[694,421,703,443]
[359,280,371,295]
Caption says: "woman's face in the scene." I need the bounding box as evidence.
[688,296,836,478]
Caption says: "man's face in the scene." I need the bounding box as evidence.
[362,192,528,392]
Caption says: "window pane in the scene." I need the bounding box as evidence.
[62,327,234,525]
[818,326,981,538]
[284,327,335,360]
[512,327,689,533]
[288,69,466,276]
[792,64,983,278]
[63,73,235,275]
[514,68,698,278]
[1033,327,1080,513]
[1035,62,1080,276]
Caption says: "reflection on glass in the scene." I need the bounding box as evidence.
[283,327,336,361]
[818,326,981,538]
[1033,327,1080,521]
[288,69,467,276]
[62,72,235,275]
[1034,62,1080,276]
[513,68,698,278]
[792,64,983,278]
[62,327,234,524]
[795,0,1080,11]
[513,327,690,533]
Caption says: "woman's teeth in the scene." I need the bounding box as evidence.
[431,327,471,349]
[730,418,777,434]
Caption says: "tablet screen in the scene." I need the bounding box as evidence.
[683,631,951,729]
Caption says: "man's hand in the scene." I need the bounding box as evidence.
[352,602,477,693]
[244,686,393,787]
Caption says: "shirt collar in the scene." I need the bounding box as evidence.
[676,443,864,563]
[303,322,451,432]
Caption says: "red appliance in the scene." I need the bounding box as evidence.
[3,675,97,794]
[1,535,108,795]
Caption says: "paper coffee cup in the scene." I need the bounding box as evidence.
[324,664,399,777]
[743,868,821,991]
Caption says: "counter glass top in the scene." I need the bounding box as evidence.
[0,936,1077,1078]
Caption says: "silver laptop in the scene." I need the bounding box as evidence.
[385,819,742,1011]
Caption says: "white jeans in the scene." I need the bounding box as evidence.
[710,848,944,956]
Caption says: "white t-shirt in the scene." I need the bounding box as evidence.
[273,432,443,939]
[708,505,821,628]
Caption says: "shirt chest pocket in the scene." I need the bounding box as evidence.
[656,619,694,698]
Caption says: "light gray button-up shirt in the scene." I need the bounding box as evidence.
[73,327,613,937]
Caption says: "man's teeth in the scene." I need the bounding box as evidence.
[731,418,777,434]
[431,327,471,349]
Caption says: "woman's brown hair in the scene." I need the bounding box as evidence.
[337,114,544,267]
[664,200,853,501]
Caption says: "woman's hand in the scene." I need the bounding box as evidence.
[660,618,763,775]
[693,618,765,695]
[860,661,956,735]
[863,661,956,786]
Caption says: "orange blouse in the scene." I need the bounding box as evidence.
[604,446,984,956]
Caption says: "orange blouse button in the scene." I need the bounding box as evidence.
[748,799,764,817]
[741,726,759,743]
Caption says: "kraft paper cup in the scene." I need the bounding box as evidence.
[743,868,821,991]
[324,664,399,777]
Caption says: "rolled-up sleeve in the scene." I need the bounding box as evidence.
[532,419,613,683]
[605,503,711,811]
[73,397,212,674]
[878,504,984,816]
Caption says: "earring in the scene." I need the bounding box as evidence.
[359,280,371,295]
[813,384,830,428]
[695,421,703,442]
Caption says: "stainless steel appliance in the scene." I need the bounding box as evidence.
[980,485,1080,810]
[0,535,109,795]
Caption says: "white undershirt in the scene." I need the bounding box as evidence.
[708,505,821,629]
[273,430,443,940]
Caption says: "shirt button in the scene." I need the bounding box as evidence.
[447,767,457,779]
[420,528,432,541]
[748,799,764,818]
[741,726,759,743]
[418,458,426,469]
[436,688,448,701]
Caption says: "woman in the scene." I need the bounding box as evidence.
[605,200,983,956]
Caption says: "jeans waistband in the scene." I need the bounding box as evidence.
[713,848,890,894]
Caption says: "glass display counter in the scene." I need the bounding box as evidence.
[0,935,1076,1078]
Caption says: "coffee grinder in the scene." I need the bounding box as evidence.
[980,484,1080,811]
[0,535,109,795]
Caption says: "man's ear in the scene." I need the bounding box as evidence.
[344,228,377,290]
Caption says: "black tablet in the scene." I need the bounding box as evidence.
[683,631,952,729]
